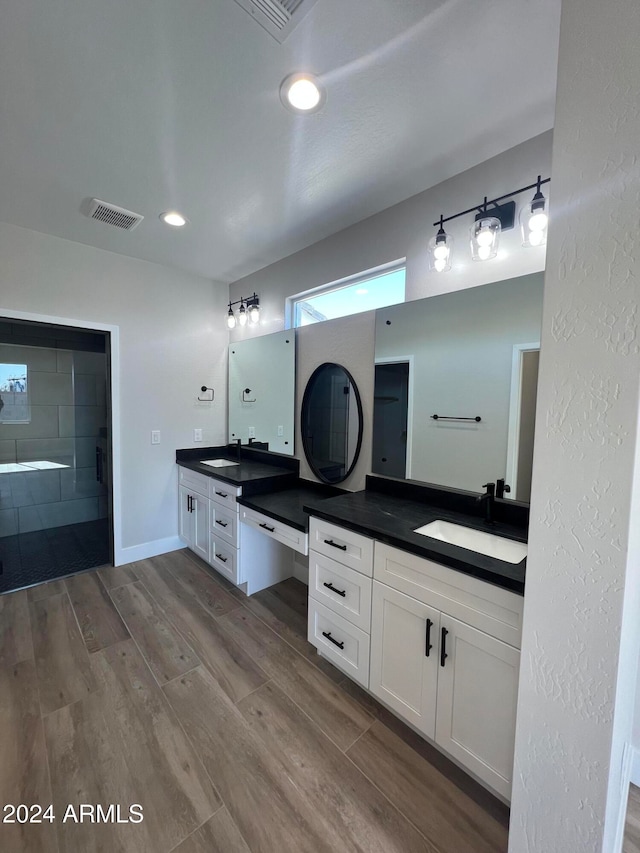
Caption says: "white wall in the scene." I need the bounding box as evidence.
[229,132,553,490]
[509,1,640,850]
[0,221,228,562]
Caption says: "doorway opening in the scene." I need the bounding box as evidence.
[0,317,113,593]
[372,360,411,479]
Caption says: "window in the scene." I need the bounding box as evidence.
[0,363,30,423]
[289,262,406,328]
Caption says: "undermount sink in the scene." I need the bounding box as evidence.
[200,459,240,468]
[413,520,527,564]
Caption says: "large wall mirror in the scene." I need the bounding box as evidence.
[372,273,544,501]
[228,330,295,455]
[301,363,363,484]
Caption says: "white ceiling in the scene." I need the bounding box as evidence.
[0,0,561,284]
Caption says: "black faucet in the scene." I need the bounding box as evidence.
[496,478,511,499]
[476,482,496,524]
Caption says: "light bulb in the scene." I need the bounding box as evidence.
[288,78,321,110]
[248,304,260,324]
[478,245,491,260]
[434,258,447,272]
[529,229,544,247]
[238,304,247,327]
[476,227,494,247]
[529,211,548,232]
[160,211,188,227]
[227,310,236,330]
[433,244,449,261]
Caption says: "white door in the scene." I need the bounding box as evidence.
[370,582,440,738]
[191,492,210,562]
[435,614,520,800]
[178,486,194,548]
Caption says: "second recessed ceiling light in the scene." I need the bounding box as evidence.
[280,73,326,114]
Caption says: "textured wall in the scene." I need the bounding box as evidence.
[509,1,640,850]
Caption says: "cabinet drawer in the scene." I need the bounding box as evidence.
[208,478,242,510]
[374,542,523,649]
[308,599,370,688]
[240,506,308,556]
[309,551,372,632]
[209,537,239,585]
[309,518,374,576]
[178,466,210,498]
[210,502,239,548]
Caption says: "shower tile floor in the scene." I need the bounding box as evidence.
[0,518,110,593]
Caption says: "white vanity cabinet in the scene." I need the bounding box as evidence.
[178,471,210,563]
[307,518,374,688]
[370,542,524,800]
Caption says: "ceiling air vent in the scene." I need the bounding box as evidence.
[86,198,144,231]
[231,0,319,43]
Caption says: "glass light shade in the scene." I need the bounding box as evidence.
[238,304,247,327]
[520,201,548,247]
[470,217,500,261]
[428,230,453,272]
[248,303,260,324]
[227,309,236,329]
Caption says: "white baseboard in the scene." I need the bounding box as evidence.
[293,559,309,585]
[631,746,640,787]
[115,535,183,566]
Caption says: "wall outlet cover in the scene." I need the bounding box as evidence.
[151,430,161,445]
[248,426,256,438]
[194,428,203,442]
[277,425,284,436]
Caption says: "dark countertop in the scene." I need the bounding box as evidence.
[176,445,298,495]
[303,489,527,594]
[237,482,346,532]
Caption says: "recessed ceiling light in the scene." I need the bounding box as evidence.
[160,211,188,228]
[280,73,326,114]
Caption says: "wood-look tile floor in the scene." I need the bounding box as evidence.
[0,549,510,853]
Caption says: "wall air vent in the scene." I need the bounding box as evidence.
[231,0,319,43]
[86,198,144,231]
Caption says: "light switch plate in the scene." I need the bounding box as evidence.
[248,426,256,438]
[277,425,284,436]
[151,430,160,445]
[194,428,203,442]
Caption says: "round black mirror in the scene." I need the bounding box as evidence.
[301,363,363,484]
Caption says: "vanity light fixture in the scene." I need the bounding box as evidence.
[429,176,550,271]
[159,210,188,228]
[226,293,261,329]
[280,73,326,114]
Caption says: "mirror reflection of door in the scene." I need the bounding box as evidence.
[505,343,540,501]
[372,361,409,479]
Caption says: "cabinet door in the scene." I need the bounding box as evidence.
[191,492,210,562]
[435,614,520,800]
[370,581,440,738]
[178,486,193,547]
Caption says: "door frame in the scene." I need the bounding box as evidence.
[374,355,414,479]
[0,308,121,565]
[505,341,540,499]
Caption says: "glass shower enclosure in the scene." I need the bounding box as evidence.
[0,319,112,593]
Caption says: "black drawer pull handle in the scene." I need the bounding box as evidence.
[259,522,275,532]
[215,553,228,563]
[425,618,433,657]
[215,520,228,528]
[324,539,347,551]
[440,627,448,667]
[322,631,344,650]
[215,491,229,498]
[323,581,346,597]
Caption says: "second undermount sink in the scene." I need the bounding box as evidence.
[200,459,240,468]
[413,520,527,564]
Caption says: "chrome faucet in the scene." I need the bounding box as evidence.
[477,482,496,524]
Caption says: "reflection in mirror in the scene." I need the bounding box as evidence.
[301,363,363,484]
[228,330,295,455]
[373,273,544,501]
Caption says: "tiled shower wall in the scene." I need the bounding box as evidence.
[0,344,107,537]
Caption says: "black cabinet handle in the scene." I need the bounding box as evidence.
[323,581,346,598]
[215,553,227,563]
[324,539,347,551]
[215,490,229,498]
[215,519,228,528]
[259,523,275,533]
[440,627,448,667]
[322,631,345,650]
[425,618,433,657]
[187,495,193,513]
